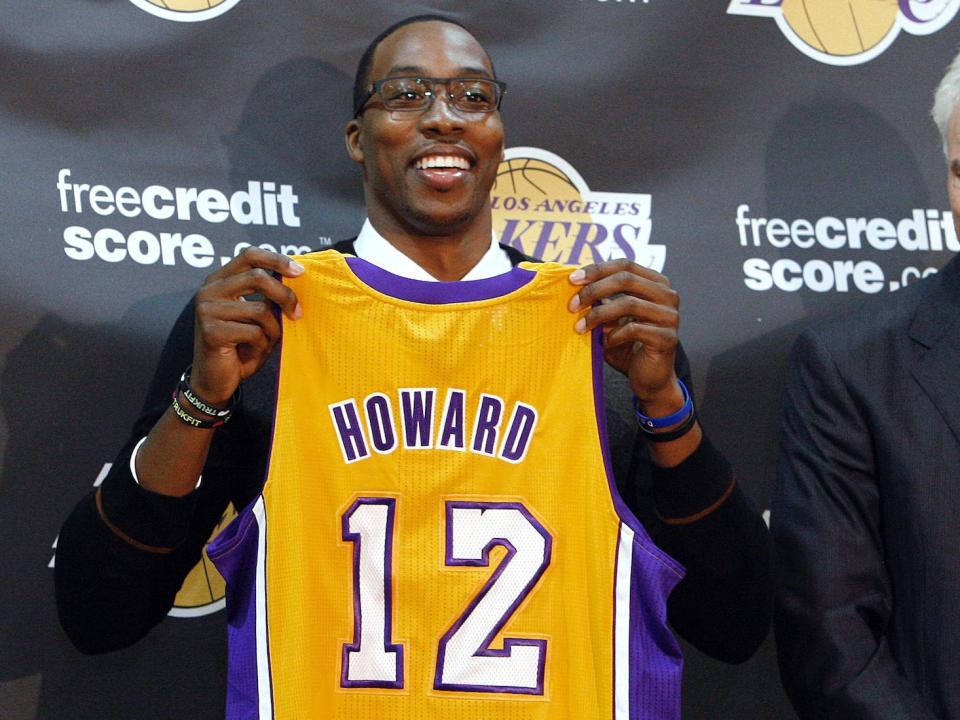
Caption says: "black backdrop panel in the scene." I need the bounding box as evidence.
[2,1,958,717]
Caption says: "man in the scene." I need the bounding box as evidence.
[773,50,960,719]
[56,12,770,696]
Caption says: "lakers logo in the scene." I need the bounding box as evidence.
[169,503,236,617]
[492,147,664,271]
[128,0,243,22]
[727,0,960,66]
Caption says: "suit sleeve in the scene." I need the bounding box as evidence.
[55,299,247,654]
[772,329,935,719]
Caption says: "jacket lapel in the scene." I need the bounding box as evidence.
[909,254,960,443]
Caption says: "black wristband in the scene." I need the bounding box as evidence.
[170,365,240,429]
[178,365,240,417]
[642,411,698,443]
[170,394,228,429]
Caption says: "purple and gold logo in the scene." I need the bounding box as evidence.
[128,0,242,22]
[728,0,960,66]
[169,503,236,617]
[492,147,664,271]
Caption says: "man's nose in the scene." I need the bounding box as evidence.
[418,91,465,134]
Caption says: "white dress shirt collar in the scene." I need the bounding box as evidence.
[352,218,512,281]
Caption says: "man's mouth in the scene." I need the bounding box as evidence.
[413,155,472,171]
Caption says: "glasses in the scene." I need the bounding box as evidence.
[354,76,507,118]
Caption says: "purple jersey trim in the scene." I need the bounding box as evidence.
[611,528,624,720]
[207,308,289,719]
[591,328,685,578]
[344,256,536,304]
[629,539,683,720]
[208,499,275,719]
[591,328,684,718]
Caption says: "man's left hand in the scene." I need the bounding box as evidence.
[568,258,684,415]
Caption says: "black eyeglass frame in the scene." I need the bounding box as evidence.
[353,76,507,118]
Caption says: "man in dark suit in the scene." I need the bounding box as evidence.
[772,50,960,719]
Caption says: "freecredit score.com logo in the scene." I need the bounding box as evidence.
[55,168,310,269]
[492,147,664,271]
[128,0,242,23]
[727,0,960,66]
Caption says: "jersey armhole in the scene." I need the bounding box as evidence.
[591,328,685,579]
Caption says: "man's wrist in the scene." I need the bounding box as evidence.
[633,380,687,426]
[169,365,240,429]
[633,378,693,432]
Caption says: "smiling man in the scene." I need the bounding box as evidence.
[346,29,505,265]
[55,15,771,719]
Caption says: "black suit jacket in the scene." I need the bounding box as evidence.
[773,253,960,719]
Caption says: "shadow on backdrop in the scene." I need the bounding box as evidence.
[0,292,212,720]
[223,56,364,250]
[0,57,361,720]
[702,97,932,508]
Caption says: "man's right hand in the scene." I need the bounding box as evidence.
[190,247,304,406]
[132,249,304,498]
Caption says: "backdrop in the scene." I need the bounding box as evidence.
[2,1,959,718]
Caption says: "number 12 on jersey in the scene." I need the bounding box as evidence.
[340,498,553,694]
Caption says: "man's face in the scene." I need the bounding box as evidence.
[949,109,960,238]
[345,21,504,238]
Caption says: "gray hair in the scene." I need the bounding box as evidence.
[932,48,960,157]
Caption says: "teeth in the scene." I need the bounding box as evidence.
[415,155,470,170]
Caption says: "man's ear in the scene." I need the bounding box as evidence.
[345,119,364,164]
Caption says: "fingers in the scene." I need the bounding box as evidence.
[191,249,305,401]
[200,247,303,320]
[203,268,302,320]
[567,258,678,335]
[195,299,282,354]
[568,259,676,314]
[602,315,677,355]
[191,297,283,398]
[569,257,669,290]
[207,246,306,282]
[576,295,679,339]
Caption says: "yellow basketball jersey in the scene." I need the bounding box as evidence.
[209,250,684,719]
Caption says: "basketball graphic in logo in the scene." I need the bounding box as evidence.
[494,157,591,264]
[128,0,243,22]
[781,0,899,57]
[169,503,236,617]
[727,0,960,66]
[496,157,579,199]
[492,147,664,271]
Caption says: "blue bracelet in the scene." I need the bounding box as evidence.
[632,380,693,432]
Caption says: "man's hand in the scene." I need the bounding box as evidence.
[568,258,684,418]
[191,247,304,406]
